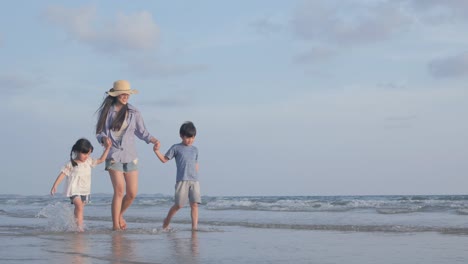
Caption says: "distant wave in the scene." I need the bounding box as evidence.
[2,219,468,236]
[456,208,468,215]
[3,194,468,216]
[203,195,468,214]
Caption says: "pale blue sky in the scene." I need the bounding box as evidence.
[1,1,467,196]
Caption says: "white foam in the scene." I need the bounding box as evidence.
[36,202,82,232]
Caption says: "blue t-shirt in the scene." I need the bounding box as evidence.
[165,143,199,182]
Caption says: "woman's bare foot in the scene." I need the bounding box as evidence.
[119,216,127,230]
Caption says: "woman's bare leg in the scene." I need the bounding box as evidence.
[118,170,138,229]
[109,170,126,230]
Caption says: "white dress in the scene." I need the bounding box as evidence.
[61,158,98,197]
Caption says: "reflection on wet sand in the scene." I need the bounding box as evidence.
[69,233,88,263]
[191,231,199,256]
[168,230,200,264]
[111,232,137,263]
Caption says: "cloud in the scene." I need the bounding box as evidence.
[385,115,417,121]
[407,0,468,23]
[139,98,191,108]
[42,5,205,78]
[428,52,468,78]
[287,1,414,64]
[43,5,160,53]
[287,1,468,67]
[0,74,38,95]
[291,1,412,45]
[250,17,283,35]
[377,82,407,90]
[125,56,208,78]
[292,46,336,64]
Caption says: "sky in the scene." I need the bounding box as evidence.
[1,0,467,196]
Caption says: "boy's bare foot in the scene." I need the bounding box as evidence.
[162,218,170,230]
[120,216,127,230]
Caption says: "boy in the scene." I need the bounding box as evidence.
[153,121,200,230]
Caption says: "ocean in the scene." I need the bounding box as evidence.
[1,194,468,263]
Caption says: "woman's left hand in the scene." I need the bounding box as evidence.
[104,137,112,149]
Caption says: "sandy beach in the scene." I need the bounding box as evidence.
[2,227,468,264]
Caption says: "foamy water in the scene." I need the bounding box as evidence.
[2,194,468,263]
[2,194,468,234]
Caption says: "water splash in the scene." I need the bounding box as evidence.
[36,202,82,232]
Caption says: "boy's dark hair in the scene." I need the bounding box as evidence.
[70,138,94,167]
[180,121,196,138]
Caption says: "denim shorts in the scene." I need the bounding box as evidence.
[105,159,138,172]
[70,195,90,204]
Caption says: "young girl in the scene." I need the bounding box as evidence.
[50,138,111,232]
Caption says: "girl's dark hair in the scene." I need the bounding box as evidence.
[70,138,94,167]
[95,95,129,134]
[180,121,197,138]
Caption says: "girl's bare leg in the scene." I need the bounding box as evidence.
[73,197,85,232]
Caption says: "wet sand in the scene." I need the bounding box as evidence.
[2,226,468,264]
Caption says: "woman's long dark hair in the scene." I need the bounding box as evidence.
[95,95,128,134]
[70,138,94,167]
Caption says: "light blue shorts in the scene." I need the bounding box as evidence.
[105,159,138,172]
[174,181,201,206]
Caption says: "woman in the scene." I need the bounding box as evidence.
[96,80,158,230]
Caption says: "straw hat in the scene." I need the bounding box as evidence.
[106,80,139,97]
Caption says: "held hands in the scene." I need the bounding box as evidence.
[150,137,159,145]
[153,140,161,152]
[151,137,160,153]
[102,136,112,149]
[104,137,112,149]
[153,141,169,163]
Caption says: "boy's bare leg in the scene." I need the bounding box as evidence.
[163,204,181,229]
[190,202,199,231]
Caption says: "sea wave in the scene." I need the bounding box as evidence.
[2,220,468,236]
[455,208,468,215]
[4,194,468,212]
[203,195,468,214]
[3,194,468,217]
